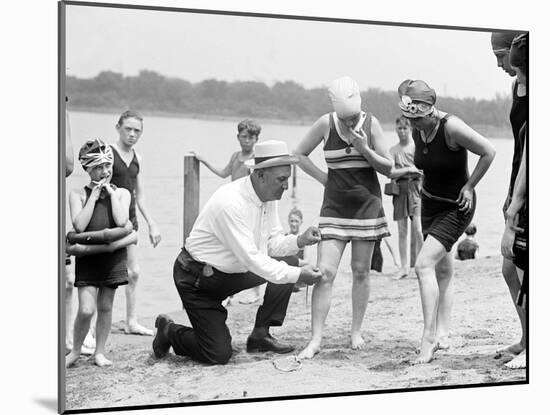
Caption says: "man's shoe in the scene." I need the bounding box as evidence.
[246,334,295,354]
[152,314,174,358]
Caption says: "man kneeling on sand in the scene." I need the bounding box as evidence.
[153,141,323,364]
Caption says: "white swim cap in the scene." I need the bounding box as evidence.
[328,76,362,118]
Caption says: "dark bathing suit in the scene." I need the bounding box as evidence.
[413,115,475,252]
[110,145,140,230]
[74,186,128,288]
[507,81,528,306]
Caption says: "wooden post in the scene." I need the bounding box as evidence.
[183,154,200,244]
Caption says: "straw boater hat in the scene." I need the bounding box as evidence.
[245,140,299,170]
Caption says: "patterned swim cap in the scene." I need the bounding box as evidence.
[78,139,114,170]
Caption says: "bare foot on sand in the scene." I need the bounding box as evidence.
[351,334,366,350]
[393,268,408,280]
[413,341,438,365]
[94,353,113,367]
[505,350,526,369]
[497,342,524,356]
[65,351,80,368]
[435,336,450,351]
[124,323,154,336]
[239,295,262,305]
[298,341,321,360]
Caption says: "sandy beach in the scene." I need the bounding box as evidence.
[64,254,526,411]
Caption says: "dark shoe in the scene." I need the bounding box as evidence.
[246,334,295,354]
[152,314,174,358]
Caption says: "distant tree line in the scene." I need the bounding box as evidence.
[67,70,512,128]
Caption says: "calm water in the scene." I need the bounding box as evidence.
[65,111,513,319]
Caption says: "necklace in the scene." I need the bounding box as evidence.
[420,118,440,155]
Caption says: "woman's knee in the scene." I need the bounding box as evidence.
[415,256,434,277]
[319,265,338,284]
[351,262,370,281]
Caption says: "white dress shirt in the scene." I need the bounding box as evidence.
[185,176,301,284]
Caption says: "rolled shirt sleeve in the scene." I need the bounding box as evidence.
[212,203,301,284]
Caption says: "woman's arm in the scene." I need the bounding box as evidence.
[506,138,527,226]
[350,116,393,176]
[389,166,420,180]
[447,117,496,211]
[294,115,329,185]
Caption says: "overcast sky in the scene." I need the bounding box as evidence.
[65,4,514,100]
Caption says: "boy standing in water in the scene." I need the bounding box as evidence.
[110,110,162,336]
[192,119,262,304]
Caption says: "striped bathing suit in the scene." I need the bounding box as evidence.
[319,112,390,241]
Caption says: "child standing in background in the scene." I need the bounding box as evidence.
[192,119,262,305]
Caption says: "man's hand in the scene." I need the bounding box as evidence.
[297,226,322,247]
[297,264,323,286]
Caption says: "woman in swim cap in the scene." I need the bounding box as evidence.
[397,79,496,364]
[294,76,393,359]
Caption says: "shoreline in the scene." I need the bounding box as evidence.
[67,106,513,138]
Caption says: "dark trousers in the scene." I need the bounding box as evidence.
[166,249,297,365]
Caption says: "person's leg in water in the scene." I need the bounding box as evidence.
[395,218,409,279]
[94,286,117,366]
[350,240,375,349]
[66,286,97,367]
[434,252,454,350]
[124,244,153,335]
[498,258,526,355]
[505,266,526,369]
[413,236,448,364]
[298,239,347,359]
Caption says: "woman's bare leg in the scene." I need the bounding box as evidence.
[498,258,526,355]
[350,240,375,349]
[298,239,347,359]
[434,252,454,349]
[505,267,527,369]
[413,236,448,364]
